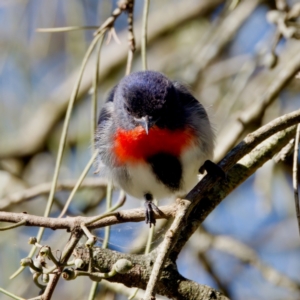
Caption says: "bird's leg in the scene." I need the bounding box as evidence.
[144,193,162,227]
[199,160,226,179]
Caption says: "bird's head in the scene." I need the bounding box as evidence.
[114,71,182,132]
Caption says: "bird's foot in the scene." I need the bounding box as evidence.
[199,160,226,180]
[144,193,162,227]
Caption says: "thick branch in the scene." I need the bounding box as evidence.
[172,125,297,258]
[71,246,229,300]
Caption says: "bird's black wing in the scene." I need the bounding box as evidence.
[174,82,225,178]
[174,81,215,158]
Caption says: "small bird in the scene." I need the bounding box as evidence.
[95,71,222,226]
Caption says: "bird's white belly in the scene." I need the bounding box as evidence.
[115,144,207,201]
[124,163,171,199]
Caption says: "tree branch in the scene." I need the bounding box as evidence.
[71,246,229,300]
[0,178,107,211]
[41,230,83,300]
[172,125,297,258]
[143,199,190,299]
[0,205,177,230]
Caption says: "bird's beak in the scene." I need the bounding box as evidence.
[135,116,150,134]
[140,116,149,134]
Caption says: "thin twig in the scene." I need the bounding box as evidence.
[197,251,230,297]
[129,199,155,299]
[192,0,261,85]
[88,282,99,300]
[125,0,135,75]
[91,35,105,153]
[145,220,155,255]
[0,287,25,300]
[41,231,82,300]
[80,190,126,247]
[273,138,295,162]
[141,0,150,70]
[271,30,282,55]
[94,0,130,36]
[128,286,139,299]
[37,26,99,32]
[58,150,99,218]
[102,181,113,249]
[126,0,135,53]
[0,220,26,231]
[126,50,134,75]
[0,178,107,211]
[87,182,114,300]
[84,190,126,226]
[293,123,300,235]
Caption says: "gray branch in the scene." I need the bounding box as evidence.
[71,246,229,300]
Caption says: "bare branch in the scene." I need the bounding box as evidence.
[0,205,177,230]
[0,220,26,231]
[40,230,83,300]
[293,124,300,235]
[144,199,190,299]
[72,246,229,300]
[0,178,107,211]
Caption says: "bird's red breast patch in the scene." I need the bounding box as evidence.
[113,126,195,165]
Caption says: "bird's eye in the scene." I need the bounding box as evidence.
[125,105,131,113]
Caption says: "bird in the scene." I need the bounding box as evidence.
[95,70,223,226]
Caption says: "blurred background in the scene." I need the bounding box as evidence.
[0,0,300,299]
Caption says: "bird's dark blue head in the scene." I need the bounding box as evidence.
[114,71,184,132]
